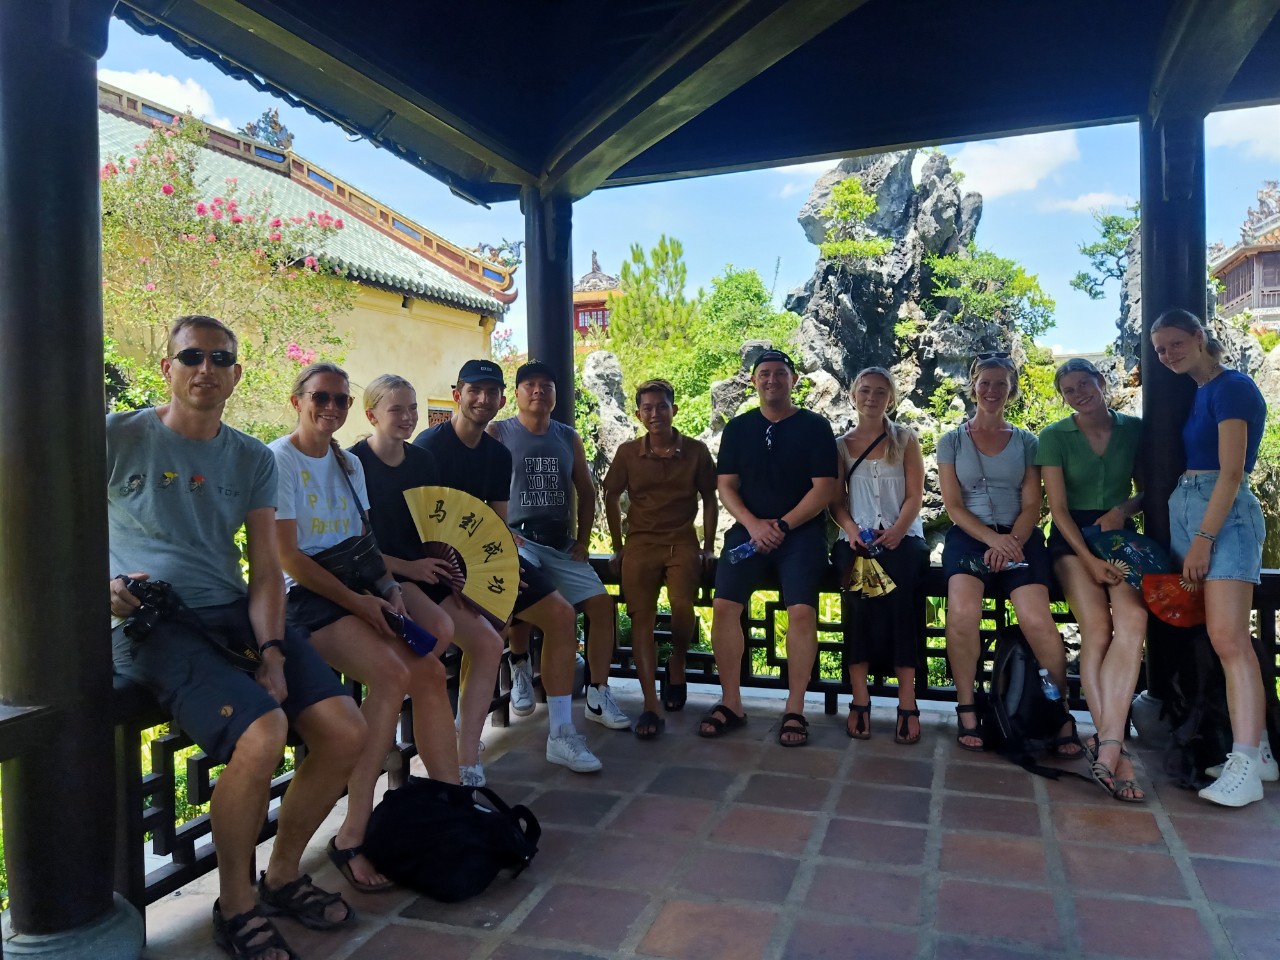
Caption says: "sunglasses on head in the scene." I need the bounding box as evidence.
[975,351,1011,362]
[304,390,353,410]
[171,348,237,367]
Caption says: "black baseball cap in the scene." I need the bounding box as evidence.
[515,359,557,385]
[455,358,505,387]
[752,349,796,373]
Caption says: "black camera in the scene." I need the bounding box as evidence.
[120,577,181,641]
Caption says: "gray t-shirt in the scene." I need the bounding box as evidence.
[491,417,577,535]
[107,408,277,608]
[937,424,1037,527]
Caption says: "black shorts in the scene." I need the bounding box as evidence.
[286,585,353,633]
[112,598,347,765]
[396,575,454,606]
[1046,509,1136,562]
[714,521,829,609]
[513,556,558,617]
[941,523,1051,592]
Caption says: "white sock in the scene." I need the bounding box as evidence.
[548,695,572,731]
[1233,742,1260,762]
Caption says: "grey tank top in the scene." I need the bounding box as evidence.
[492,417,577,533]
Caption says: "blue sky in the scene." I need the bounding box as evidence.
[100,20,1280,354]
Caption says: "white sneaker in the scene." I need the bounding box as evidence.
[585,683,630,730]
[509,657,535,717]
[1207,738,1278,782]
[546,723,602,773]
[459,763,486,787]
[1199,752,1265,807]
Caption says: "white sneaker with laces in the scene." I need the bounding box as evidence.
[1207,737,1278,782]
[459,763,486,787]
[546,723,602,773]
[509,657,535,717]
[1199,752,1265,807]
[585,683,630,730]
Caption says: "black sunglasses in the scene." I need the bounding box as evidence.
[765,422,775,451]
[304,390,353,409]
[171,348,237,367]
[975,351,1011,361]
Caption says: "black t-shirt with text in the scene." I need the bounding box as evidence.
[412,421,513,505]
[716,407,838,532]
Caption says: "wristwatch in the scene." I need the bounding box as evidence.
[777,519,790,534]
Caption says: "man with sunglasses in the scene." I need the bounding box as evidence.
[108,315,366,958]
[700,349,839,747]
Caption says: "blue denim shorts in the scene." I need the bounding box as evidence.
[1169,472,1265,584]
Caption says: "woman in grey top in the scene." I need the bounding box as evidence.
[938,354,1079,756]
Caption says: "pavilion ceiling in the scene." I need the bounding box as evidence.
[115,0,1280,205]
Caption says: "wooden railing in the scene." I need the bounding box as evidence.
[110,564,1280,915]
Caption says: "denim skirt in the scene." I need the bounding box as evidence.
[1168,472,1265,584]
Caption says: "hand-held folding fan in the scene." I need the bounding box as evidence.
[845,556,897,597]
[1080,526,1173,590]
[402,485,519,628]
[1141,573,1207,628]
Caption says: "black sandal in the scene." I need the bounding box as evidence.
[662,658,688,712]
[634,709,666,740]
[895,708,921,745]
[955,704,984,752]
[779,712,809,748]
[327,836,395,894]
[1048,711,1083,759]
[847,701,872,740]
[698,703,748,738]
[257,872,356,931]
[212,900,298,960]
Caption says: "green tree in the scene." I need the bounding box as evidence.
[1069,202,1139,301]
[608,235,701,354]
[819,177,893,261]
[926,243,1056,341]
[101,117,354,438]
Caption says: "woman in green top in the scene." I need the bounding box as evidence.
[1037,358,1146,802]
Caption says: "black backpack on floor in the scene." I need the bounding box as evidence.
[363,777,541,902]
[983,625,1083,780]
[1160,627,1233,789]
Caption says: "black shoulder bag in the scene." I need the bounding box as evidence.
[309,446,388,591]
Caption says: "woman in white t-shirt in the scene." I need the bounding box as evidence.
[828,367,928,744]
[271,362,458,896]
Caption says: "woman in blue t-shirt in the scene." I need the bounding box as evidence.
[1151,309,1272,808]
[938,354,1080,756]
[1038,358,1146,802]
[272,362,459,895]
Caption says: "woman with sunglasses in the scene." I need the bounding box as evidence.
[829,366,928,744]
[350,374,502,787]
[1038,358,1146,801]
[270,362,459,895]
[938,353,1080,756]
[1151,309,1272,808]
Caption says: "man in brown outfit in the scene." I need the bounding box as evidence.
[604,379,717,738]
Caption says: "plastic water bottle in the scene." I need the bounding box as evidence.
[402,615,439,656]
[859,528,884,557]
[727,540,758,564]
[1038,668,1061,702]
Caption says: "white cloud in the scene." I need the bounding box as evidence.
[1206,104,1280,161]
[97,68,234,130]
[777,181,806,199]
[1041,191,1135,213]
[950,130,1080,199]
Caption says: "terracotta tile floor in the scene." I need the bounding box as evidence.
[141,686,1280,959]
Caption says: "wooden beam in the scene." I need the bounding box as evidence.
[118,0,538,199]
[1149,0,1280,121]
[541,0,868,200]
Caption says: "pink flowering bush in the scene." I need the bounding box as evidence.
[101,117,354,436]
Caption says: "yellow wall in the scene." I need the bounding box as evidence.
[332,285,496,445]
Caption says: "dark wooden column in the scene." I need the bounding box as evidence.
[1138,114,1205,700]
[521,186,575,424]
[0,0,122,944]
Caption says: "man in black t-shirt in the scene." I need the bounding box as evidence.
[700,349,839,747]
[415,360,603,773]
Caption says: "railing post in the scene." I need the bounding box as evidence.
[0,2,143,956]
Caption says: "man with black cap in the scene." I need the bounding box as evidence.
[414,359,604,772]
[489,360,632,736]
[699,348,839,747]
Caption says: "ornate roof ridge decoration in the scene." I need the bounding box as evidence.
[1209,180,1280,270]
[97,80,517,306]
[574,250,619,292]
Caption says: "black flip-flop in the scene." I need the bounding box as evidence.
[662,658,688,712]
[698,703,747,738]
[634,709,666,740]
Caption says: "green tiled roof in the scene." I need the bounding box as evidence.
[99,110,505,315]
